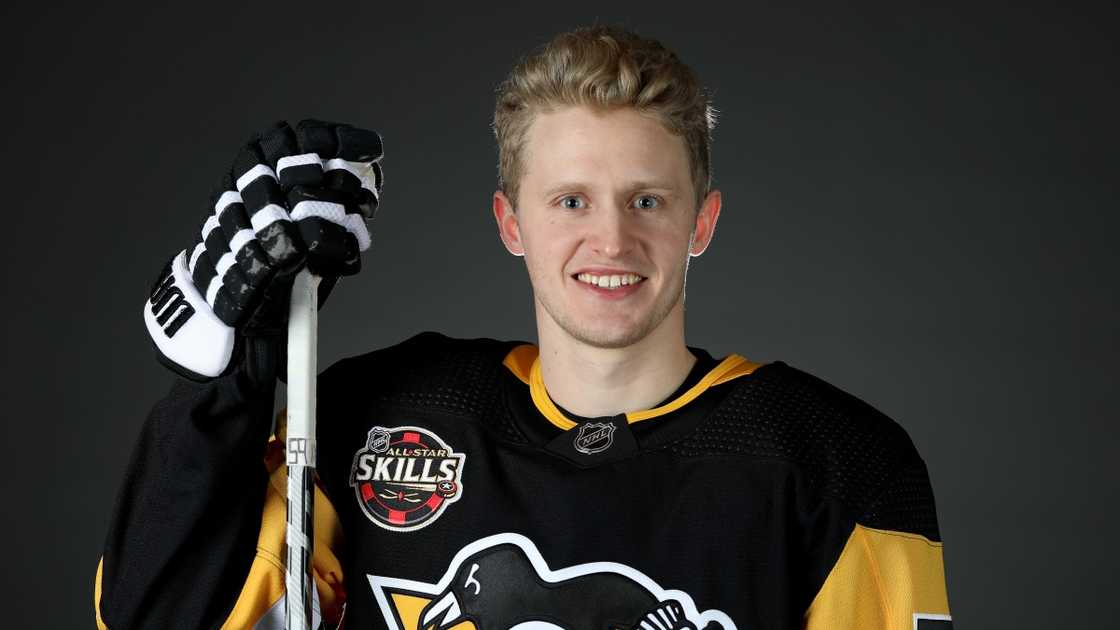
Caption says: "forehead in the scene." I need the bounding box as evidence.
[521,106,690,190]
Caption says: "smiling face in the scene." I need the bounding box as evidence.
[494,106,721,350]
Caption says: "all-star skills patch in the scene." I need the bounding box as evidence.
[349,426,465,532]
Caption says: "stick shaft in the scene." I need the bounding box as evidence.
[286,269,320,630]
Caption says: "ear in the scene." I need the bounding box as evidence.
[493,190,525,256]
[689,189,722,256]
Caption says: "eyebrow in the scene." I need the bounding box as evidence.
[541,180,678,199]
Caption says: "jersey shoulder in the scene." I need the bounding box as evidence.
[674,360,940,540]
[320,331,529,440]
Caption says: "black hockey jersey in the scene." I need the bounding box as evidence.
[95,332,952,629]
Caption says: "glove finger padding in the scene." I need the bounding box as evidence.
[316,121,384,218]
[286,186,363,277]
[234,122,303,271]
[278,119,384,276]
[190,212,255,325]
[187,122,308,328]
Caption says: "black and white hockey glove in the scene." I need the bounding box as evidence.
[143,119,384,381]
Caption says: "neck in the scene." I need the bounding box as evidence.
[535,301,696,418]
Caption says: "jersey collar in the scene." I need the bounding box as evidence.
[502,344,762,431]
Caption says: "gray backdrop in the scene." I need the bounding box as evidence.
[4,1,1116,627]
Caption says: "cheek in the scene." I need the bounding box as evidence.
[522,221,580,266]
[520,238,562,285]
[647,223,696,260]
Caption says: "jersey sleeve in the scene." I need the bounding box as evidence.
[94,356,276,629]
[94,338,348,629]
[804,457,952,629]
[94,439,347,630]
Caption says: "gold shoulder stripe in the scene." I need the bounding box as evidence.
[805,524,951,629]
[502,345,762,430]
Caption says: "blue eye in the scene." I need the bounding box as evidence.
[634,195,660,210]
[559,196,584,210]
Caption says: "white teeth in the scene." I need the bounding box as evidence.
[575,273,644,289]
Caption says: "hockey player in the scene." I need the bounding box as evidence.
[96,26,953,629]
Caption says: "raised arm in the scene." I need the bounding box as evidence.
[96,120,383,629]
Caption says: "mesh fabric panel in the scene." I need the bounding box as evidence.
[337,332,529,445]
[668,362,940,541]
[860,459,941,540]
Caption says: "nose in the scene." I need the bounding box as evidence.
[588,204,636,258]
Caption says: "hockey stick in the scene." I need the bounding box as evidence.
[286,268,320,630]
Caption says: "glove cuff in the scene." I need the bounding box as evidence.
[143,250,236,380]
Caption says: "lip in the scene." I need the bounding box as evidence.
[570,267,645,277]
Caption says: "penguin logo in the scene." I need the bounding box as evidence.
[349,426,466,532]
[369,533,736,629]
[574,422,615,455]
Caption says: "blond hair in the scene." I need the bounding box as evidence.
[493,25,716,209]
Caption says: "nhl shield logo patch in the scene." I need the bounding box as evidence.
[349,426,465,532]
[573,422,615,454]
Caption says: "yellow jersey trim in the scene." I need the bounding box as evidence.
[626,354,760,424]
[94,557,108,630]
[502,344,762,431]
[221,438,346,628]
[804,524,951,629]
[502,344,537,386]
